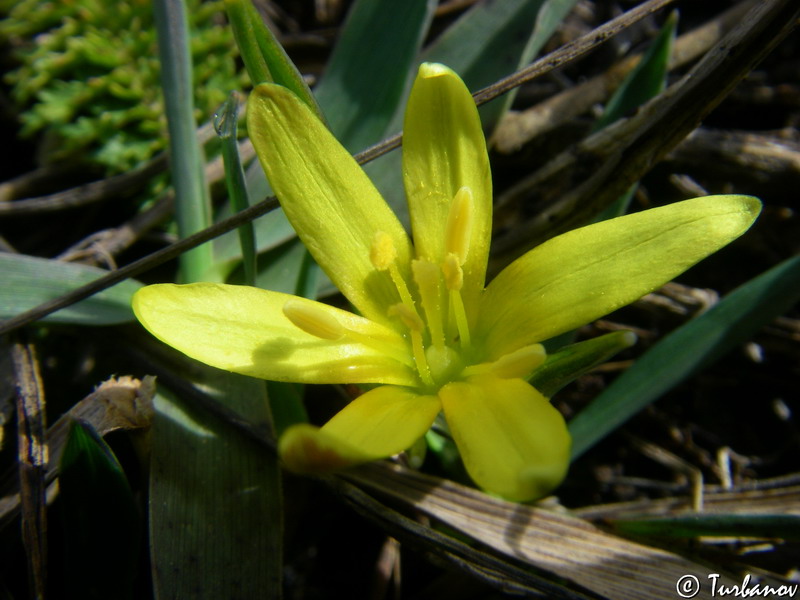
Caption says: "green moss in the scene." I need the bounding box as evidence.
[1,0,247,173]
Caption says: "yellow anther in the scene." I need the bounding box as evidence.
[490,344,547,378]
[372,230,415,308]
[444,186,474,264]
[388,303,424,332]
[283,300,344,340]
[442,253,463,292]
[370,231,397,271]
[463,344,546,380]
[412,259,445,348]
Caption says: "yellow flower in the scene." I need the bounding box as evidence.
[133,63,760,501]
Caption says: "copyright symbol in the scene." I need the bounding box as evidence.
[676,575,700,598]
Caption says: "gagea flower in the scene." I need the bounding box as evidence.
[133,63,760,501]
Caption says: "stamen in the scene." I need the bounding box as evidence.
[444,186,474,264]
[462,344,546,379]
[442,253,463,292]
[389,304,433,386]
[370,231,397,271]
[283,300,414,368]
[370,231,416,310]
[283,300,344,340]
[443,253,470,348]
[412,259,445,348]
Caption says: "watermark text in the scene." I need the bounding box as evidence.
[676,574,798,598]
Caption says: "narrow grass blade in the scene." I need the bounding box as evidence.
[570,254,800,459]
[593,11,677,132]
[154,0,214,283]
[1,254,141,325]
[215,92,257,285]
[592,12,677,221]
[225,0,321,118]
[611,514,800,541]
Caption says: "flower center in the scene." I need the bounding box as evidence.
[281,185,547,392]
[368,187,479,390]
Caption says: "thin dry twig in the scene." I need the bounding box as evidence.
[491,0,756,153]
[0,120,222,215]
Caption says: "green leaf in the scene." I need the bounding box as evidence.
[531,331,637,398]
[59,420,139,600]
[150,376,282,599]
[0,253,141,325]
[591,12,677,221]
[421,0,579,128]
[569,254,800,460]
[225,0,322,118]
[215,91,257,286]
[611,514,800,541]
[314,0,436,153]
[592,11,678,132]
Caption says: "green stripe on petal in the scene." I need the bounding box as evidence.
[279,387,440,472]
[247,84,413,324]
[403,63,492,320]
[440,376,570,502]
[478,195,762,359]
[133,283,416,385]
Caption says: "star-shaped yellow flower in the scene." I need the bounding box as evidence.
[133,63,760,501]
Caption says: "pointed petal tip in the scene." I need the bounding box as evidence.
[279,423,360,474]
[741,194,762,219]
[418,62,454,79]
[708,193,762,224]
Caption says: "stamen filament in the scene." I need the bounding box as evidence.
[411,330,434,386]
[412,259,445,348]
[371,230,416,312]
[389,303,433,386]
[443,253,470,348]
[449,290,470,349]
[388,262,416,310]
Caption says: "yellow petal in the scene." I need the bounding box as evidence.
[247,83,413,324]
[279,386,441,472]
[478,195,762,358]
[439,377,570,502]
[133,283,416,385]
[402,63,492,319]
